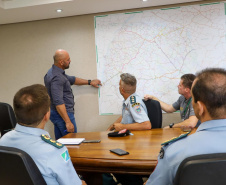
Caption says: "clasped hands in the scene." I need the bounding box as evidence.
[107,123,125,131]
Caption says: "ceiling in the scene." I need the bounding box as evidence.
[0,0,210,25]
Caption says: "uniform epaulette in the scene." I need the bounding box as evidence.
[41,134,64,149]
[161,132,190,146]
[132,102,140,107]
[130,96,136,104]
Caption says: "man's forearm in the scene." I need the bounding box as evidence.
[74,77,89,85]
[157,100,175,113]
[74,78,102,87]
[56,104,71,123]
[144,95,175,113]
[125,122,151,130]
[172,116,198,128]
[56,104,74,132]
[114,121,152,131]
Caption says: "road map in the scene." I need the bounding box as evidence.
[95,2,226,115]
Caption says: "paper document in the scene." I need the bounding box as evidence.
[57,138,85,145]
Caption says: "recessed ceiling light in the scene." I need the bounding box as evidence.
[56,9,62,13]
[143,0,148,1]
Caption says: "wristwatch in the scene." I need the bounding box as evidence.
[169,123,174,128]
[88,80,91,85]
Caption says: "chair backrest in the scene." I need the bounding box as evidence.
[0,146,47,185]
[0,102,17,136]
[174,153,226,185]
[143,99,162,128]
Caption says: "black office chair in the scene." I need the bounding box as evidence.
[143,99,162,128]
[0,146,47,185]
[174,153,226,185]
[0,102,17,136]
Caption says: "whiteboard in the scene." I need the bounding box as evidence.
[95,2,226,115]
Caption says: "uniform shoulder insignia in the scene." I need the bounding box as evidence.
[41,134,64,149]
[130,96,136,104]
[161,132,190,146]
[131,102,140,107]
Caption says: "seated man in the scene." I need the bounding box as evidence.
[0,84,86,185]
[144,68,226,185]
[144,74,199,129]
[106,73,151,185]
[107,73,152,131]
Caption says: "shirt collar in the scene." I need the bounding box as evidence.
[52,64,65,75]
[123,93,137,106]
[196,119,226,132]
[184,96,192,103]
[15,124,50,137]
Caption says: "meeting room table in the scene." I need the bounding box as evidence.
[62,128,196,184]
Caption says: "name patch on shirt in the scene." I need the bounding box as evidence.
[61,150,70,162]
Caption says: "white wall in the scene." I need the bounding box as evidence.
[0,7,184,139]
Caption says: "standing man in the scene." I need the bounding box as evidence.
[107,73,152,131]
[144,68,226,185]
[44,49,102,140]
[144,74,199,129]
[0,84,86,185]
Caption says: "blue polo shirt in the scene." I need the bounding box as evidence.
[44,65,76,113]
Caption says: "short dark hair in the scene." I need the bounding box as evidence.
[181,74,196,89]
[192,68,226,118]
[13,84,50,126]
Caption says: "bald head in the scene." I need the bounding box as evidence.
[192,68,226,119]
[53,49,68,64]
[53,49,71,69]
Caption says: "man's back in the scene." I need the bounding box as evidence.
[0,124,81,185]
[146,119,226,185]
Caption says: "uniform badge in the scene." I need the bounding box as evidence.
[41,134,64,149]
[159,147,165,159]
[61,150,70,162]
[134,105,141,113]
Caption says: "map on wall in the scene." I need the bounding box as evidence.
[94,2,226,115]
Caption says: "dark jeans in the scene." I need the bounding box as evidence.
[50,110,77,140]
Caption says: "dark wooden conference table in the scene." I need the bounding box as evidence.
[63,128,195,183]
